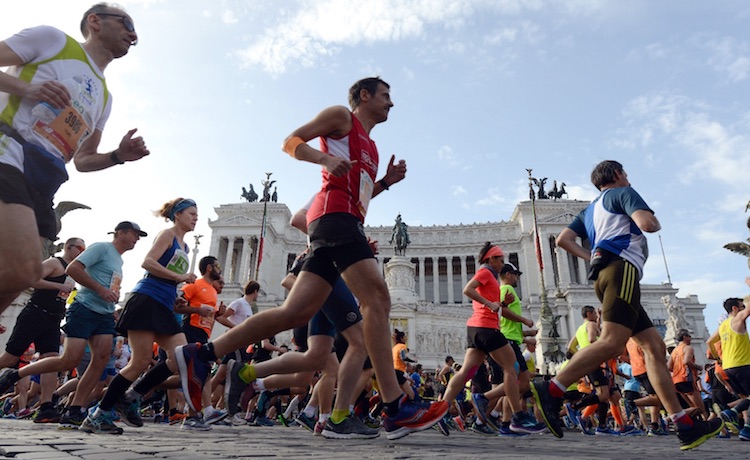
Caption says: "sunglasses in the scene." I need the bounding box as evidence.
[70,244,85,252]
[97,13,136,33]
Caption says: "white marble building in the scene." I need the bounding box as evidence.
[206,198,709,372]
[0,198,709,373]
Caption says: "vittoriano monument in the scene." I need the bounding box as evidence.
[389,213,410,256]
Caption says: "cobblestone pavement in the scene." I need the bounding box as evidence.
[0,419,745,460]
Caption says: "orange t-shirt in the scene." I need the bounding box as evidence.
[393,343,407,372]
[181,278,218,336]
[466,267,500,329]
[626,339,647,377]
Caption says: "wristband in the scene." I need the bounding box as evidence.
[110,150,125,165]
[282,136,305,158]
[379,178,390,190]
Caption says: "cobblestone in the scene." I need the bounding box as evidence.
[0,419,744,459]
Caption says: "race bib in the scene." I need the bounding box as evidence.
[32,105,91,162]
[110,272,122,292]
[198,305,215,329]
[358,169,374,218]
[166,249,190,275]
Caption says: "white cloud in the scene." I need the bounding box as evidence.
[704,37,750,82]
[437,145,456,163]
[452,185,468,196]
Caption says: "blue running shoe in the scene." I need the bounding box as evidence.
[471,393,495,430]
[510,411,547,434]
[595,426,620,436]
[739,426,750,441]
[720,409,740,434]
[565,403,580,428]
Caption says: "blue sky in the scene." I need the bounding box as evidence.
[3,0,749,332]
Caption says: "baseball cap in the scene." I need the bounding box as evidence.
[109,221,147,237]
[500,263,522,276]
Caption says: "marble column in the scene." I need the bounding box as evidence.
[224,236,235,284]
[446,256,454,304]
[239,236,251,283]
[418,257,426,299]
[432,257,440,304]
[460,255,467,303]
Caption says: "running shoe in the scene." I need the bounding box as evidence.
[739,426,750,441]
[677,418,724,451]
[453,415,466,432]
[322,415,380,439]
[382,398,449,440]
[498,425,530,437]
[618,425,643,436]
[224,359,252,416]
[564,403,581,429]
[181,415,212,431]
[647,426,669,436]
[229,413,248,426]
[169,411,187,425]
[80,410,124,435]
[434,418,450,436]
[471,393,495,429]
[296,412,316,432]
[510,411,547,434]
[314,420,325,435]
[33,402,61,424]
[720,409,740,434]
[716,431,731,439]
[58,409,86,430]
[16,408,33,419]
[470,421,497,435]
[114,395,143,427]
[529,381,563,438]
[255,415,275,427]
[277,414,290,427]
[362,414,380,429]
[204,408,228,425]
[595,426,620,436]
[175,343,210,412]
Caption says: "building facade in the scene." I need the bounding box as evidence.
[206,199,709,372]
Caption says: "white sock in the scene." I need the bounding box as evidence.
[284,396,301,419]
[318,413,330,423]
[302,404,316,418]
[203,405,215,416]
[255,379,266,392]
[490,410,500,418]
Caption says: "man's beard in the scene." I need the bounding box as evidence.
[209,268,221,281]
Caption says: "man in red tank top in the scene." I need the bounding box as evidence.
[175,77,448,440]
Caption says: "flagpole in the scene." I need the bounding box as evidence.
[255,172,273,280]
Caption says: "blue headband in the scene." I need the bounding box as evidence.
[169,199,196,221]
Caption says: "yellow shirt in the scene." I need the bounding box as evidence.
[719,317,750,369]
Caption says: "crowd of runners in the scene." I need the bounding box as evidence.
[0,2,747,452]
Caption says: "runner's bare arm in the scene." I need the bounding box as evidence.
[631,209,661,233]
[0,42,70,108]
[282,105,353,177]
[74,128,149,172]
[556,228,591,261]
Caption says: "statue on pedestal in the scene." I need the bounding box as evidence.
[241,184,258,202]
[389,214,410,255]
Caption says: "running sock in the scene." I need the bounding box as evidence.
[302,404,316,418]
[671,410,694,431]
[133,361,173,395]
[490,410,500,418]
[384,393,407,417]
[255,378,266,392]
[99,374,134,411]
[475,418,484,426]
[549,379,566,398]
[203,404,215,416]
[331,409,349,424]
[238,364,257,384]
[196,342,217,362]
[318,413,330,423]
